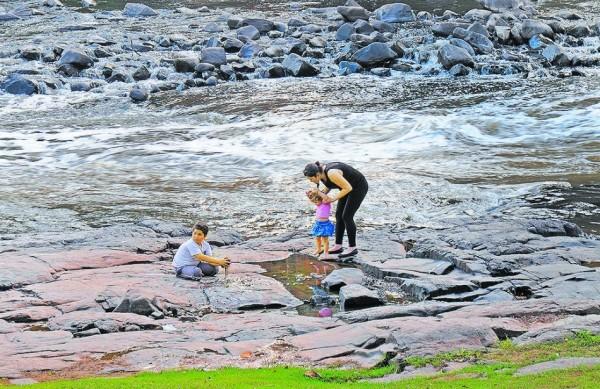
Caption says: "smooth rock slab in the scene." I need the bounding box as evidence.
[339,284,382,310]
[203,273,303,311]
[0,253,54,290]
[364,258,453,278]
[399,275,477,300]
[515,357,600,376]
[322,268,364,291]
[335,301,469,323]
[515,315,600,345]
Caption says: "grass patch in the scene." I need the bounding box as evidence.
[405,349,481,368]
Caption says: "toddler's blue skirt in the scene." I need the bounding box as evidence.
[312,220,334,237]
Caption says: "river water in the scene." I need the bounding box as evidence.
[1,0,599,240]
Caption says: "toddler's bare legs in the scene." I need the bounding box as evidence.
[323,237,329,255]
[313,237,323,255]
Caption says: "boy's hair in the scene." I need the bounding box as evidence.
[193,222,209,236]
[307,191,322,203]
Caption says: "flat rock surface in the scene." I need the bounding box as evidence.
[1,217,600,379]
[515,357,600,376]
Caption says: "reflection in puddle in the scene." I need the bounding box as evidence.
[260,254,343,316]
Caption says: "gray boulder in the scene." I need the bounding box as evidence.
[438,44,475,69]
[432,22,470,37]
[464,9,492,21]
[265,64,286,78]
[453,28,494,54]
[0,12,20,21]
[351,42,397,67]
[237,25,260,41]
[374,3,416,23]
[478,0,524,12]
[241,18,273,33]
[566,24,592,38]
[123,3,158,17]
[450,38,475,56]
[339,284,383,310]
[132,65,150,81]
[282,53,319,77]
[449,63,470,77]
[468,22,489,38]
[174,57,199,73]
[227,16,243,29]
[542,45,571,67]
[201,47,227,66]
[0,74,38,95]
[224,38,244,53]
[336,6,369,22]
[58,49,94,69]
[520,20,554,40]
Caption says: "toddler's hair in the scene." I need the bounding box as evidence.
[193,222,209,236]
[307,191,322,203]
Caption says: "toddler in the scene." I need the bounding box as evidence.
[307,190,335,259]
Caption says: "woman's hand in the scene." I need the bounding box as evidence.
[323,195,336,203]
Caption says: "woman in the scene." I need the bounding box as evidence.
[303,161,368,258]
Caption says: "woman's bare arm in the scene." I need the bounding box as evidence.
[324,169,352,203]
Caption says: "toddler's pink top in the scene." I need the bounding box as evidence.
[315,203,331,219]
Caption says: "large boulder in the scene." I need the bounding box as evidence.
[432,22,470,37]
[123,3,158,17]
[237,25,260,41]
[437,44,475,69]
[374,3,416,23]
[0,74,38,95]
[129,86,149,102]
[478,0,525,12]
[58,48,94,69]
[281,53,319,77]
[322,268,364,291]
[542,45,571,67]
[453,27,494,54]
[520,20,554,40]
[200,47,227,66]
[241,18,273,33]
[336,6,369,22]
[351,42,396,67]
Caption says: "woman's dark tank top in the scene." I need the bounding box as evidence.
[320,162,366,190]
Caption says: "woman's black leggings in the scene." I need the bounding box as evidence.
[335,179,368,247]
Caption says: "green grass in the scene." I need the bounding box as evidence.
[5,331,600,388]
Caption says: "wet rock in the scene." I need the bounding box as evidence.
[201,47,227,66]
[129,86,148,102]
[478,0,523,12]
[123,3,158,18]
[372,20,395,33]
[464,9,492,22]
[337,6,369,22]
[309,36,327,48]
[239,42,262,59]
[542,45,570,66]
[339,284,382,310]
[227,16,243,30]
[374,3,416,23]
[43,0,64,6]
[237,25,260,41]
[449,38,475,57]
[132,65,150,81]
[468,22,489,38]
[204,22,223,33]
[438,44,475,69]
[351,42,396,67]
[0,12,20,22]
[449,63,470,77]
[282,53,319,77]
[0,74,38,95]
[20,46,42,61]
[528,34,554,50]
[432,22,470,37]
[336,23,356,41]
[399,275,477,300]
[174,57,199,73]
[338,60,363,75]
[57,64,80,77]
[452,28,494,54]
[70,80,103,92]
[416,11,432,21]
[265,64,286,78]
[322,268,364,291]
[353,19,375,35]
[495,26,512,43]
[566,24,592,38]
[224,38,244,53]
[527,219,582,237]
[94,47,113,58]
[107,72,128,83]
[241,18,273,33]
[520,20,554,40]
[58,49,94,69]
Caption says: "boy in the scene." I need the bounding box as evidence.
[172,222,230,279]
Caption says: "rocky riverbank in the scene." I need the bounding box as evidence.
[1,1,600,102]
[1,215,599,383]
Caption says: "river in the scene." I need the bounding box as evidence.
[0,0,599,240]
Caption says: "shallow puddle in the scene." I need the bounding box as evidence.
[260,254,343,316]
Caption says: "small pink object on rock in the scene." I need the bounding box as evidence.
[318,307,333,317]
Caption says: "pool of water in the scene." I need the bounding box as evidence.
[260,254,343,316]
